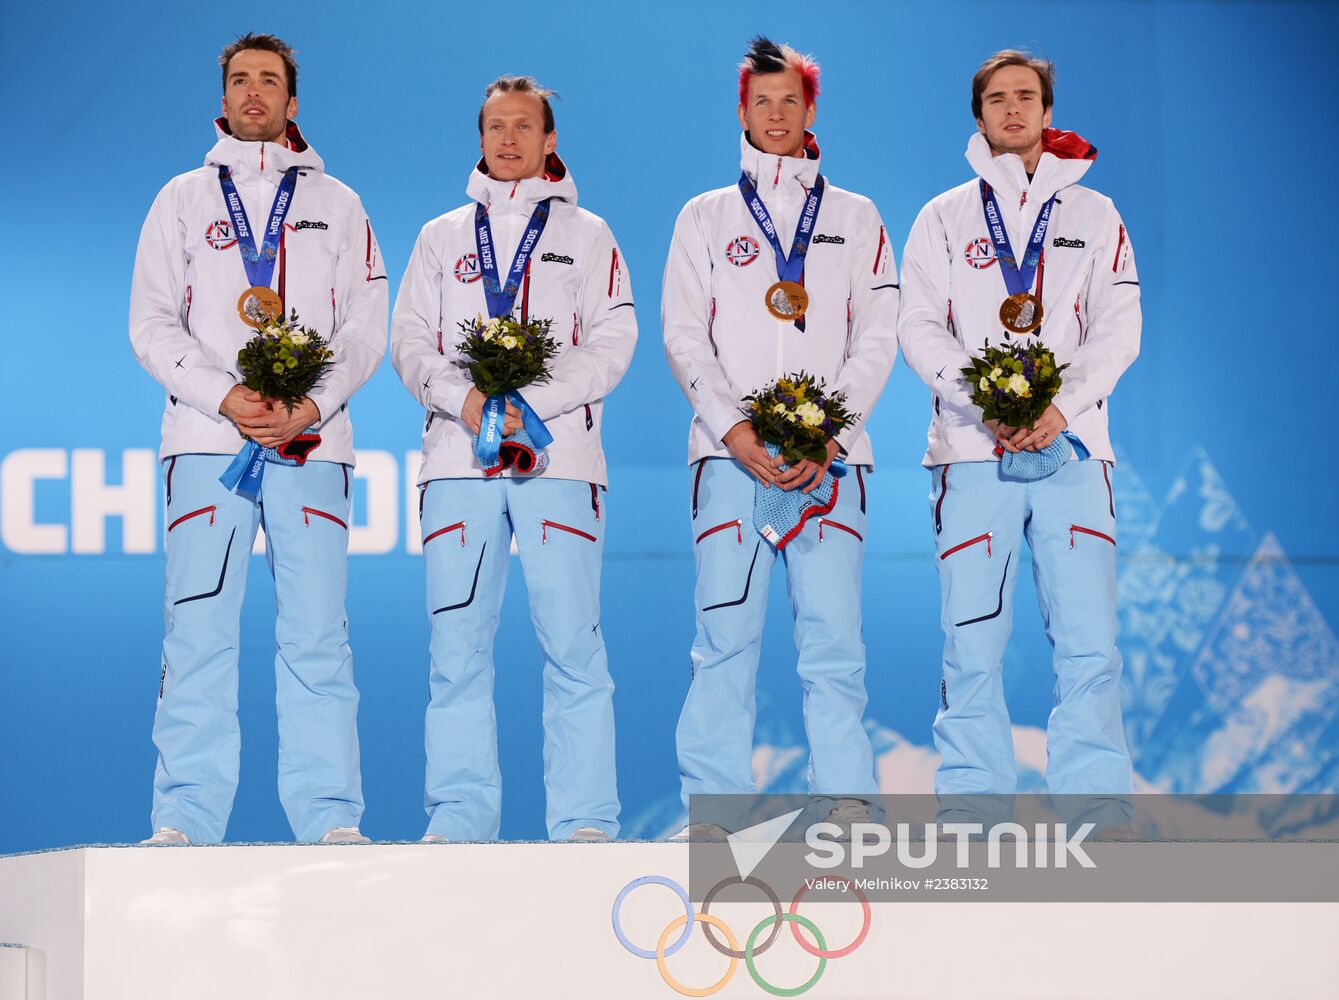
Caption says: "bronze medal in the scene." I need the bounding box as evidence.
[998,292,1043,335]
[237,286,283,328]
[765,280,809,322]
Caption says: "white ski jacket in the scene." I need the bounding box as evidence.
[391,155,636,487]
[662,133,899,467]
[898,130,1141,467]
[130,119,388,464]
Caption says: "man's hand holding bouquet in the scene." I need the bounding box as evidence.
[740,372,857,549]
[219,309,334,501]
[455,313,559,476]
[961,333,1085,479]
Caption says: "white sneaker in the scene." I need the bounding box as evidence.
[668,822,730,843]
[141,827,190,846]
[420,833,450,844]
[319,827,371,845]
[824,798,874,842]
[569,827,613,842]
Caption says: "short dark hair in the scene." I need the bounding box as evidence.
[477,76,557,134]
[220,33,298,98]
[971,49,1054,120]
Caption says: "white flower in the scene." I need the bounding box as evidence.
[785,411,800,423]
[989,366,1003,380]
[772,402,789,415]
[486,317,503,335]
[501,335,518,350]
[481,326,495,341]
[288,330,310,347]
[795,401,825,427]
[978,376,989,391]
[1006,373,1031,397]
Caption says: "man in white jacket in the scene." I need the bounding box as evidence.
[898,51,1140,818]
[392,76,634,842]
[129,34,387,845]
[662,38,898,832]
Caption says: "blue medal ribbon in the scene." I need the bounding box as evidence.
[218,165,298,290]
[475,391,554,468]
[470,198,556,469]
[475,199,552,320]
[738,172,825,330]
[218,434,314,502]
[979,179,1054,300]
[216,165,303,502]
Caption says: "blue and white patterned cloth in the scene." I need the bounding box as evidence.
[753,442,841,549]
[1000,430,1089,480]
[477,427,550,477]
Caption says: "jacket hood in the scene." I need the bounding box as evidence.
[466,151,578,214]
[206,117,324,180]
[740,131,821,191]
[966,127,1095,204]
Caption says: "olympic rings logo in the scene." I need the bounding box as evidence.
[611,874,872,997]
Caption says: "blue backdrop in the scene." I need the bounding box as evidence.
[2,0,1336,850]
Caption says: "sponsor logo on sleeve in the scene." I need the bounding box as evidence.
[964,237,997,269]
[725,235,760,266]
[454,253,482,284]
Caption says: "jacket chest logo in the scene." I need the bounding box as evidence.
[813,233,845,245]
[1052,236,1086,248]
[205,220,237,251]
[725,235,760,266]
[454,253,482,284]
[540,252,575,265]
[293,219,328,231]
[964,237,997,269]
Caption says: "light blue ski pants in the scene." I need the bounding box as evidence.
[677,458,878,809]
[930,459,1132,800]
[152,454,362,843]
[419,476,619,841]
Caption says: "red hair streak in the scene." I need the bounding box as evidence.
[738,57,821,107]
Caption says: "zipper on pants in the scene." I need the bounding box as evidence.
[542,520,596,544]
[940,531,992,559]
[695,519,743,544]
[1070,525,1115,548]
[168,505,216,531]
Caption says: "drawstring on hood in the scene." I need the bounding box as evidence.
[740,130,821,192]
[467,152,578,214]
[206,117,324,182]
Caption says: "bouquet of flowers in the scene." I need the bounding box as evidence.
[742,372,857,464]
[220,309,334,501]
[237,309,335,410]
[960,334,1075,479]
[454,313,559,476]
[741,372,858,549]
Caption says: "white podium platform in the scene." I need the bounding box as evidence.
[0,843,1335,1000]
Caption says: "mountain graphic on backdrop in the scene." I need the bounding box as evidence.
[622,445,1339,840]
